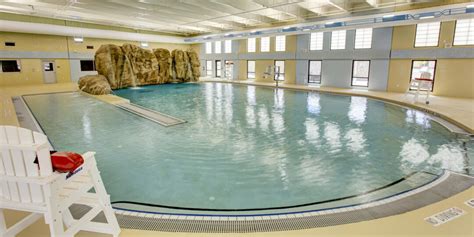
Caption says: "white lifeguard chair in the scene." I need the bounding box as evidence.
[0,126,120,237]
[263,65,283,87]
[408,71,433,104]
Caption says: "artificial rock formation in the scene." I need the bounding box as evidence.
[187,50,201,81]
[171,49,189,82]
[78,75,112,95]
[92,44,200,91]
[121,44,159,86]
[153,48,171,83]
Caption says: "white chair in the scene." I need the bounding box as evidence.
[0,126,120,237]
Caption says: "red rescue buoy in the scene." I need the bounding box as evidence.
[50,152,84,173]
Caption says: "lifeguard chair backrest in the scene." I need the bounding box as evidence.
[0,126,53,203]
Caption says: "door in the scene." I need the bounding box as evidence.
[225,60,234,80]
[215,60,222,78]
[42,60,57,84]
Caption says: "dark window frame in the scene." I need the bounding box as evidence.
[274,60,285,81]
[1,60,21,73]
[413,22,441,48]
[80,60,96,71]
[206,60,213,77]
[215,60,221,78]
[351,60,371,87]
[409,60,437,92]
[308,60,323,84]
[453,19,474,46]
[247,60,256,79]
[354,28,373,50]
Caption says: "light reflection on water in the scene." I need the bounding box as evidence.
[23,83,472,210]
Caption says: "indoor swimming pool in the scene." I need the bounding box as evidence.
[23,82,473,216]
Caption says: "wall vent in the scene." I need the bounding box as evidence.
[87,45,94,49]
[5,42,15,46]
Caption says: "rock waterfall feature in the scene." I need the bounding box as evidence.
[79,44,200,94]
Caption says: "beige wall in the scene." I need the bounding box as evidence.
[0,32,191,87]
[387,21,474,98]
[238,60,248,80]
[433,59,474,98]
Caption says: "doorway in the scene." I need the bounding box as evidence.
[215,60,222,78]
[225,60,234,80]
[42,60,57,84]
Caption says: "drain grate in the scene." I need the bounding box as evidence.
[68,171,473,233]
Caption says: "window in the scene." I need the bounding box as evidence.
[454,18,474,45]
[352,60,370,87]
[247,38,256,52]
[80,60,95,71]
[415,22,440,47]
[0,60,21,72]
[247,60,256,79]
[331,30,346,50]
[275,35,286,52]
[206,60,213,76]
[205,42,212,54]
[310,32,323,50]
[215,60,222,77]
[261,37,270,52]
[354,28,373,49]
[225,40,232,53]
[410,60,436,91]
[274,60,285,81]
[308,60,322,84]
[215,41,221,54]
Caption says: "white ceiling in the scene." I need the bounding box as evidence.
[0,0,460,36]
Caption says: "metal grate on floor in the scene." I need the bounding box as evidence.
[69,171,473,233]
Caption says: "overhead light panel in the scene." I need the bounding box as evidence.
[73,36,83,43]
[382,14,408,22]
[419,16,434,20]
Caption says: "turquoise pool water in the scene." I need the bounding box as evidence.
[23,83,472,214]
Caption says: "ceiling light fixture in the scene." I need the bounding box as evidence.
[140,42,149,47]
[382,15,395,18]
[419,16,434,20]
[73,36,83,43]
